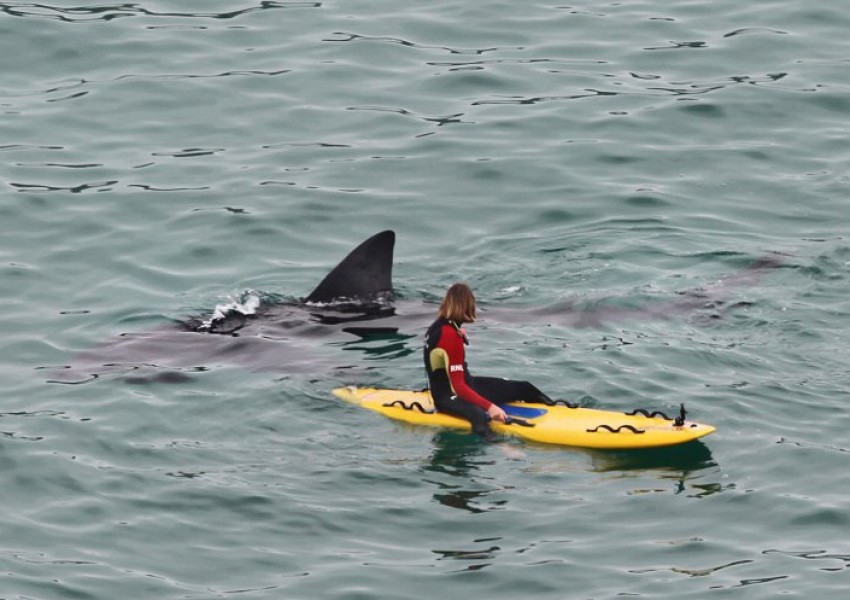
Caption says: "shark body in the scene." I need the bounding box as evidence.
[51,230,782,384]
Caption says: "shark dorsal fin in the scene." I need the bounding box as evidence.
[304,230,395,304]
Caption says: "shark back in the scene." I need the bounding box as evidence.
[304,230,395,304]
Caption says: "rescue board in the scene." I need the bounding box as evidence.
[333,386,715,449]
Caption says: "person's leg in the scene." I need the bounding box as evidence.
[467,376,552,405]
[433,395,495,440]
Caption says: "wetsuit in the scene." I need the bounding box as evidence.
[423,317,552,438]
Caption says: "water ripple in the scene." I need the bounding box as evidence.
[0,1,321,23]
[471,71,791,107]
[347,105,469,127]
[324,32,509,56]
[10,180,119,194]
[723,27,789,39]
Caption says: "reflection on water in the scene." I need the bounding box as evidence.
[422,429,725,507]
[432,539,503,572]
[587,441,715,472]
[586,441,728,498]
[420,431,504,514]
[424,431,491,476]
[336,327,418,360]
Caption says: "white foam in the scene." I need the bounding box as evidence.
[200,290,262,330]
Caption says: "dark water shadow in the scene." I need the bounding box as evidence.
[585,440,716,472]
[335,326,418,360]
[583,441,725,497]
[420,431,502,514]
[421,428,723,503]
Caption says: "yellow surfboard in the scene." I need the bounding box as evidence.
[333,387,715,449]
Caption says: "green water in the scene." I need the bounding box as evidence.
[2,0,849,598]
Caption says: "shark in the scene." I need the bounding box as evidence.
[49,230,783,384]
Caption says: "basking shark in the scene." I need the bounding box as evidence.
[50,230,402,384]
[50,230,783,384]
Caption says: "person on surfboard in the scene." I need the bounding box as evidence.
[423,282,553,441]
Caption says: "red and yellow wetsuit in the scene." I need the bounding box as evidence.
[423,318,495,436]
[424,318,492,403]
[423,318,553,438]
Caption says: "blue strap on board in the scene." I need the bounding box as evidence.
[503,405,548,419]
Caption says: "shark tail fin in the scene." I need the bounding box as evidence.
[304,230,395,304]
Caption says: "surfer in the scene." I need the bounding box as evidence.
[423,282,553,441]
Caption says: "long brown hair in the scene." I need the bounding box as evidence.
[438,282,476,324]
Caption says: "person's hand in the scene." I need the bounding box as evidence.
[487,404,507,423]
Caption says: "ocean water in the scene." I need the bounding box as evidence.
[2,0,849,598]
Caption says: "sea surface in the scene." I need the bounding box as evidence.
[2,0,849,598]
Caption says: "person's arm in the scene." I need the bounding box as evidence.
[439,325,495,410]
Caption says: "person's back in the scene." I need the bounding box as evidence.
[422,283,552,440]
